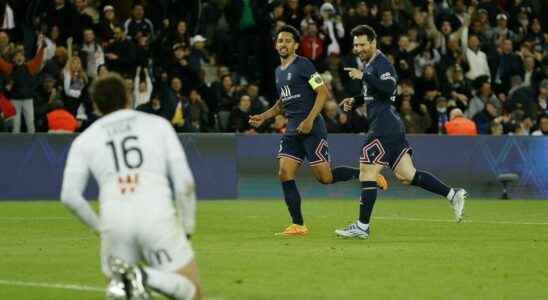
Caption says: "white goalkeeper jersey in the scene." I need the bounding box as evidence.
[61,109,196,233]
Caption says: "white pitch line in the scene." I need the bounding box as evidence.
[376,216,548,226]
[0,279,225,300]
[0,217,70,220]
[0,279,103,292]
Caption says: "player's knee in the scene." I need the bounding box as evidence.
[316,173,333,185]
[192,282,203,300]
[278,168,294,181]
[396,170,414,185]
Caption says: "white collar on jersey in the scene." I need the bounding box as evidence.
[365,50,381,68]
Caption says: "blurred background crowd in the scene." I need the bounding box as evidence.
[0,0,546,136]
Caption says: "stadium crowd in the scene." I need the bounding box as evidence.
[0,0,547,135]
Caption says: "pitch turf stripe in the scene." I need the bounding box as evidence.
[376,216,548,225]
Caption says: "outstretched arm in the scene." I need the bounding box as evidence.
[249,99,282,127]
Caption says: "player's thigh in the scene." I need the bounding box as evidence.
[175,259,202,300]
[277,135,305,181]
[393,153,416,184]
[139,218,194,273]
[100,230,140,277]
[303,134,332,183]
[359,162,384,181]
[310,162,332,184]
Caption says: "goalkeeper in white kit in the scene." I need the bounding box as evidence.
[60,73,202,300]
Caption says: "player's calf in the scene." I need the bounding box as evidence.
[142,261,201,300]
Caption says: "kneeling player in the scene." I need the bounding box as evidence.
[61,74,201,299]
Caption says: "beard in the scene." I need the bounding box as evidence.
[278,48,290,59]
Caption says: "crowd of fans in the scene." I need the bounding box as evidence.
[0,0,546,136]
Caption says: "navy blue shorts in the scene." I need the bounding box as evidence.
[277,134,329,166]
[360,134,413,170]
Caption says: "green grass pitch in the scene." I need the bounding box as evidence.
[1,199,547,300]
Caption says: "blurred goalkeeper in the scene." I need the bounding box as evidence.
[61,74,202,300]
[335,25,467,239]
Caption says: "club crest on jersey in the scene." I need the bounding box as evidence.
[287,72,292,81]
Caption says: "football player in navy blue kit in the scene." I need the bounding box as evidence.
[249,25,388,236]
[335,25,467,239]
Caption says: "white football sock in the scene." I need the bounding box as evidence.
[143,267,196,300]
[447,188,456,201]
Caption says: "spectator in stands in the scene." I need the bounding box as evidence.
[63,40,88,116]
[395,35,420,81]
[0,35,45,133]
[187,89,209,132]
[284,0,302,30]
[46,0,78,43]
[531,114,548,136]
[320,2,345,56]
[228,94,254,133]
[377,10,400,54]
[136,92,163,117]
[104,25,136,75]
[245,83,267,115]
[72,0,94,45]
[171,92,191,132]
[522,55,542,89]
[466,80,501,119]
[133,66,152,109]
[427,96,450,134]
[124,3,154,41]
[323,100,341,133]
[414,40,440,77]
[43,46,68,83]
[445,108,478,135]
[97,5,119,44]
[216,74,238,130]
[506,76,536,118]
[492,39,524,93]
[45,99,79,133]
[300,20,325,65]
[532,79,548,118]
[189,35,208,74]
[444,64,472,112]
[35,75,61,131]
[465,34,491,81]
[488,13,518,47]
[0,31,14,60]
[473,101,499,134]
[400,95,431,134]
[169,42,198,96]
[80,28,104,79]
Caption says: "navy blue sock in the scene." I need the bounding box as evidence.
[281,180,304,225]
[331,166,360,183]
[359,181,377,224]
[411,170,451,197]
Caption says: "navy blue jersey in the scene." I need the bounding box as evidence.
[356,50,405,136]
[275,56,326,136]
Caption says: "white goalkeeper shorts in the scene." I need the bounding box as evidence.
[100,208,194,277]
